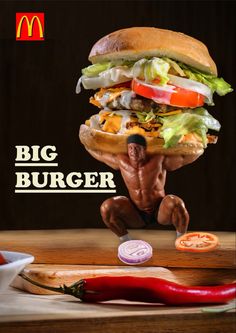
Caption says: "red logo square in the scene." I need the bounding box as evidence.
[16,13,44,41]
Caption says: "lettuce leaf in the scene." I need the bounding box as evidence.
[160,108,221,148]
[82,62,113,77]
[136,111,157,123]
[162,57,186,77]
[130,58,170,85]
[82,60,135,77]
[82,58,170,84]
[81,58,232,97]
[179,64,233,96]
[142,58,170,85]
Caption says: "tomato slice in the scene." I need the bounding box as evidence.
[175,232,219,252]
[112,81,132,89]
[131,78,204,107]
[0,252,6,265]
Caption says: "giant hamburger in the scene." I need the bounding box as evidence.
[77,27,232,155]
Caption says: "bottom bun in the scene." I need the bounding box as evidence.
[79,124,209,155]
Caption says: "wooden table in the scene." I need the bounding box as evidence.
[0,229,235,332]
[0,287,235,333]
[0,229,235,268]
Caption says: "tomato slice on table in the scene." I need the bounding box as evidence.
[175,232,219,252]
[0,252,6,265]
[131,78,205,108]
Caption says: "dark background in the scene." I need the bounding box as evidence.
[0,0,235,231]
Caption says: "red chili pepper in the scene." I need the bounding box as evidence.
[19,274,236,305]
[0,252,6,265]
[80,276,236,305]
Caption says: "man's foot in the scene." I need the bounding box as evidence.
[119,233,132,243]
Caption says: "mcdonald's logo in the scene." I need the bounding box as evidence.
[16,13,44,41]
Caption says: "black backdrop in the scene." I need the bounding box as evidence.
[0,0,235,231]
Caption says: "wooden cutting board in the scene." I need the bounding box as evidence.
[0,229,235,268]
[2,229,236,333]
[12,264,236,295]
[1,288,235,333]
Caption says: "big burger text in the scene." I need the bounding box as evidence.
[15,146,116,190]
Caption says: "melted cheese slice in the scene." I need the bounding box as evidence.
[157,110,182,116]
[90,88,130,108]
[126,126,160,137]
[179,133,202,144]
[100,112,122,133]
[87,110,161,137]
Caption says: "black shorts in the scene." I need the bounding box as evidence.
[139,210,157,226]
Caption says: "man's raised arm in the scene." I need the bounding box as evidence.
[85,147,120,170]
[164,153,202,171]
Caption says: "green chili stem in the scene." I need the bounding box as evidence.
[19,272,87,299]
[19,272,66,294]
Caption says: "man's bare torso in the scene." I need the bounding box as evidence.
[118,154,166,213]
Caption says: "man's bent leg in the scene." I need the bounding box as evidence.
[157,195,189,236]
[100,196,145,239]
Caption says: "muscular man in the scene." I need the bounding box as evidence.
[87,134,201,242]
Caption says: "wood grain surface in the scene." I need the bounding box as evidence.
[12,264,236,295]
[0,229,235,268]
[0,288,235,333]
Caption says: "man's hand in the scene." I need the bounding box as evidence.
[164,153,203,171]
[85,147,120,170]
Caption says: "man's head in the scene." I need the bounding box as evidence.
[127,134,147,166]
